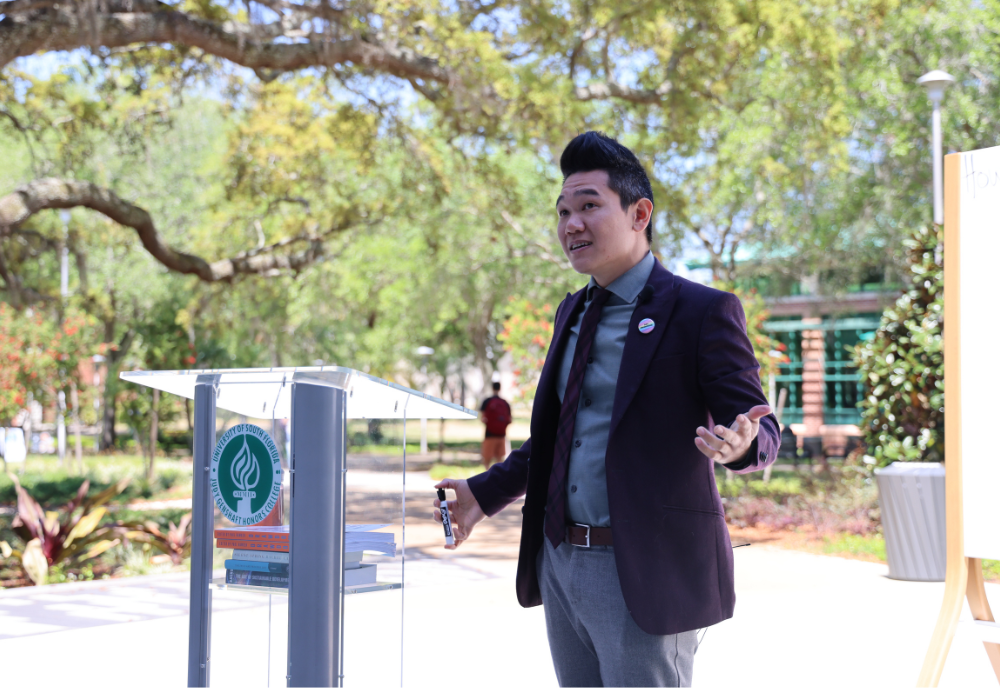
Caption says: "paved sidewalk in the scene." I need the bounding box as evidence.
[1,545,998,686]
[0,572,261,639]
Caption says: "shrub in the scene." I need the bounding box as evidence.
[722,468,879,536]
[854,225,943,466]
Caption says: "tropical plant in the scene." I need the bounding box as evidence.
[6,474,131,584]
[126,513,192,566]
[854,225,943,466]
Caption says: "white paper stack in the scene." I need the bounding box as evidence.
[345,523,396,557]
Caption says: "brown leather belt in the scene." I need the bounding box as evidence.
[565,524,613,547]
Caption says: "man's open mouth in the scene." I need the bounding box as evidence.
[570,241,592,252]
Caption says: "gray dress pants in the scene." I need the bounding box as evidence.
[537,538,698,687]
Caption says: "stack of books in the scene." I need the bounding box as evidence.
[216,524,396,590]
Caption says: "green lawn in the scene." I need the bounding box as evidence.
[820,533,1000,582]
[822,533,887,560]
[428,460,488,481]
[0,454,192,507]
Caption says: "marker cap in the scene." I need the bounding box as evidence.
[437,488,446,501]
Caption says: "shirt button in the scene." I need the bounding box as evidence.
[574,439,582,448]
[587,356,593,364]
[570,485,578,493]
[584,398,592,407]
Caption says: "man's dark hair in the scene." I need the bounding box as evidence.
[560,131,655,244]
[492,381,501,392]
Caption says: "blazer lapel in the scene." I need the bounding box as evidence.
[609,261,680,438]
[530,288,586,438]
[535,288,586,401]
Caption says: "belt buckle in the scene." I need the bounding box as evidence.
[572,523,591,548]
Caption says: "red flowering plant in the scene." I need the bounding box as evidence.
[498,298,555,405]
[0,304,103,425]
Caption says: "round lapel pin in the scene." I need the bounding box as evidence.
[638,318,655,334]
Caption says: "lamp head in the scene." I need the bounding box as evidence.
[917,70,955,102]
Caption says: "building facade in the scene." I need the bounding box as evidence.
[763,291,896,456]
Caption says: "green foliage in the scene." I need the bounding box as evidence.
[722,466,880,536]
[123,513,192,566]
[717,476,804,502]
[0,456,191,506]
[3,0,999,434]
[6,473,131,583]
[855,225,943,466]
[2,466,196,584]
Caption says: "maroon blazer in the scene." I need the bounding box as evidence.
[467,259,779,635]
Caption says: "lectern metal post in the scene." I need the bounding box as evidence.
[188,377,218,687]
[287,383,346,687]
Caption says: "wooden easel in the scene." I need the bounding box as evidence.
[917,152,1000,687]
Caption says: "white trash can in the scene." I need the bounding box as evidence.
[874,461,946,581]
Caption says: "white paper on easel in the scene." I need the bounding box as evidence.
[958,144,1000,561]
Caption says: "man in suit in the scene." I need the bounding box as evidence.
[434,131,778,687]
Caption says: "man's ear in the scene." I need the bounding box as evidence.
[633,198,653,234]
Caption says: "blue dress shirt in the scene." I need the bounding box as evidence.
[555,251,656,527]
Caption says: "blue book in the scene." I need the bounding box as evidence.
[224,559,289,574]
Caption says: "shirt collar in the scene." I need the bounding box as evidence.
[587,251,655,304]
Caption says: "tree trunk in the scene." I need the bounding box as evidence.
[147,388,159,481]
[99,324,135,452]
[100,386,117,451]
[70,381,83,474]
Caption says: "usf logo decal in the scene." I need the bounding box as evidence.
[211,424,282,525]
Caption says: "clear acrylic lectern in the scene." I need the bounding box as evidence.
[121,367,475,687]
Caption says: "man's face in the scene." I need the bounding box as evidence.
[556,170,648,286]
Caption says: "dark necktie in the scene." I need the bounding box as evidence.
[545,286,612,548]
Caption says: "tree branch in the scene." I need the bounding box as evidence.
[0,178,361,282]
[499,210,568,269]
[574,78,674,104]
[0,4,454,85]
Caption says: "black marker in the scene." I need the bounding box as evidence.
[437,488,455,546]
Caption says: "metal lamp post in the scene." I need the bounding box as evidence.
[57,210,71,466]
[917,70,956,225]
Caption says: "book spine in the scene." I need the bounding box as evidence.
[231,549,290,563]
[224,559,289,574]
[213,531,289,542]
[217,539,288,552]
[226,569,289,587]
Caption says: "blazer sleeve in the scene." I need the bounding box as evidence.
[467,437,531,517]
[466,293,572,516]
[697,291,779,474]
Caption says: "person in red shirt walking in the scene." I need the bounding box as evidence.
[479,381,512,469]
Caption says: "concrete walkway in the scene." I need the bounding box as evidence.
[1,545,998,686]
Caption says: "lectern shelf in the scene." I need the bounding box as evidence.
[121,367,475,688]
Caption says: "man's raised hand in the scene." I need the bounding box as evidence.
[694,405,772,466]
[433,478,487,550]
